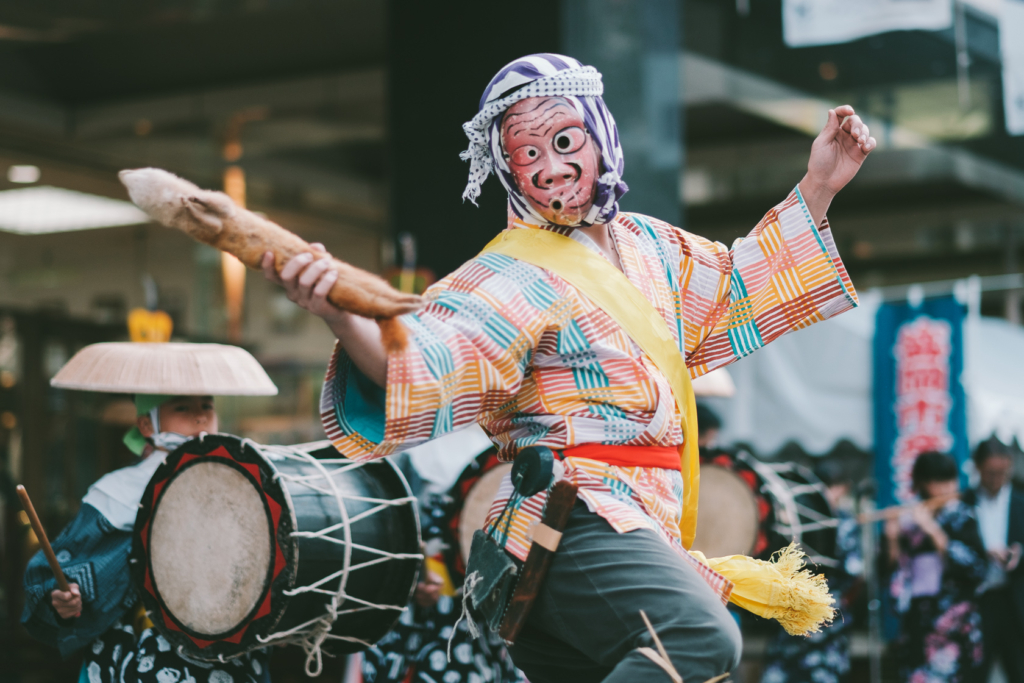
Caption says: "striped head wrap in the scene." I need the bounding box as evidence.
[460,53,629,227]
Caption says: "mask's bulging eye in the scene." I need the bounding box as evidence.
[552,126,586,154]
[510,145,542,166]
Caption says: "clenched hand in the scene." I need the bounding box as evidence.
[800,104,877,227]
[52,583,81,619]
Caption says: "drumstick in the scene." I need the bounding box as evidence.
[856,490,961,525]
[16,485,71,592]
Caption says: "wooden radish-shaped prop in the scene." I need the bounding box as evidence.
[119,168,422,351]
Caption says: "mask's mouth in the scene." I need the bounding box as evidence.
[549,185,587,214]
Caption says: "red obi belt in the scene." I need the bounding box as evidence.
[559,444,681,470]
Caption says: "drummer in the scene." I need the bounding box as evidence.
[21,341,277,683]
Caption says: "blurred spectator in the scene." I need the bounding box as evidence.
[962,438,1024,683]
[883,451,986,683]
[696,403,722,450]
[360,495,522,683]
[759,460,863,683]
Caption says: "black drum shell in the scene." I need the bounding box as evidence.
[761,461,839,570]
[700,449,840,568]
[131,435,420,662]
[273,444,421,652]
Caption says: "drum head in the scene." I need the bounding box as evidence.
[458,463,512,566]
[443,449,508,581]
[691,464,760,558]
[133,435,297,661]
[149,461,272,635]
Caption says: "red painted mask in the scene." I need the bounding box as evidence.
[500,97,600,226]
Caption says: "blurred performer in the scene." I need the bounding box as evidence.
[265,54,873,682]
[962,438,1024,683]
[361,496,522,683]
[22,344,275,683]
[384,232,436,296]
[760,461,863,683]
[883,452,987,683]
[696,404,723,451]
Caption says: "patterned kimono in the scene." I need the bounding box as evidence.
[80,619,269,683]
[362,595,521,683]
[886,500,987,683]
[321,188,857,598]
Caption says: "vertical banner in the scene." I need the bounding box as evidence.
[782,0,952,48]
[1002,0,1024,135]
[873,296,968,509]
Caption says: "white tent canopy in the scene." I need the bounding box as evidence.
[705,291,1024,456]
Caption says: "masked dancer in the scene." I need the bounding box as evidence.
[264,54,874,683]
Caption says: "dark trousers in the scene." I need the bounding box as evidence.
[508,504,742,683]
[981,588,1024,683]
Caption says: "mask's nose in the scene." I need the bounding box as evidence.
[533,158,580,191]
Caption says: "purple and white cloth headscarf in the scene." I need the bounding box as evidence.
[460,53,629,227]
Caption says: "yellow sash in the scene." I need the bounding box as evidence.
[481,227,700,548]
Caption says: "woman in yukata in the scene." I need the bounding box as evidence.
[883,451,987,683]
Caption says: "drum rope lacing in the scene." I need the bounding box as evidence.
[247,440,423,677]
[737,453,840,568]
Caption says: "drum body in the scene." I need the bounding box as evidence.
[693,450,838,568]
[693,453,773,558]
[743,454,839,568]
[131,434,421,663]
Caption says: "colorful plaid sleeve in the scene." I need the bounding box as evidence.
[321,252,566,459]
[620,187,858,378]
[322,187,858,462]
[684,187,857,374]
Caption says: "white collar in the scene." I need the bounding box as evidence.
[979,484,1011,504]
[82,449,170,531]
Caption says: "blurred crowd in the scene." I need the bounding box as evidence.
[760,438,1024,683]
[877,441,1024,683]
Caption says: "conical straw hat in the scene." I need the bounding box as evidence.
[50,342,278,396]
[691,367,736,398]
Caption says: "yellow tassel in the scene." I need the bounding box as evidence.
[690,543,835,636]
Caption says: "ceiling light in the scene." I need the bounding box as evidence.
[7,165,40,183]
[0,186,150,235]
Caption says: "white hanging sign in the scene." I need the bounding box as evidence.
[783,0,954,47]
[1002,0,1024,135]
